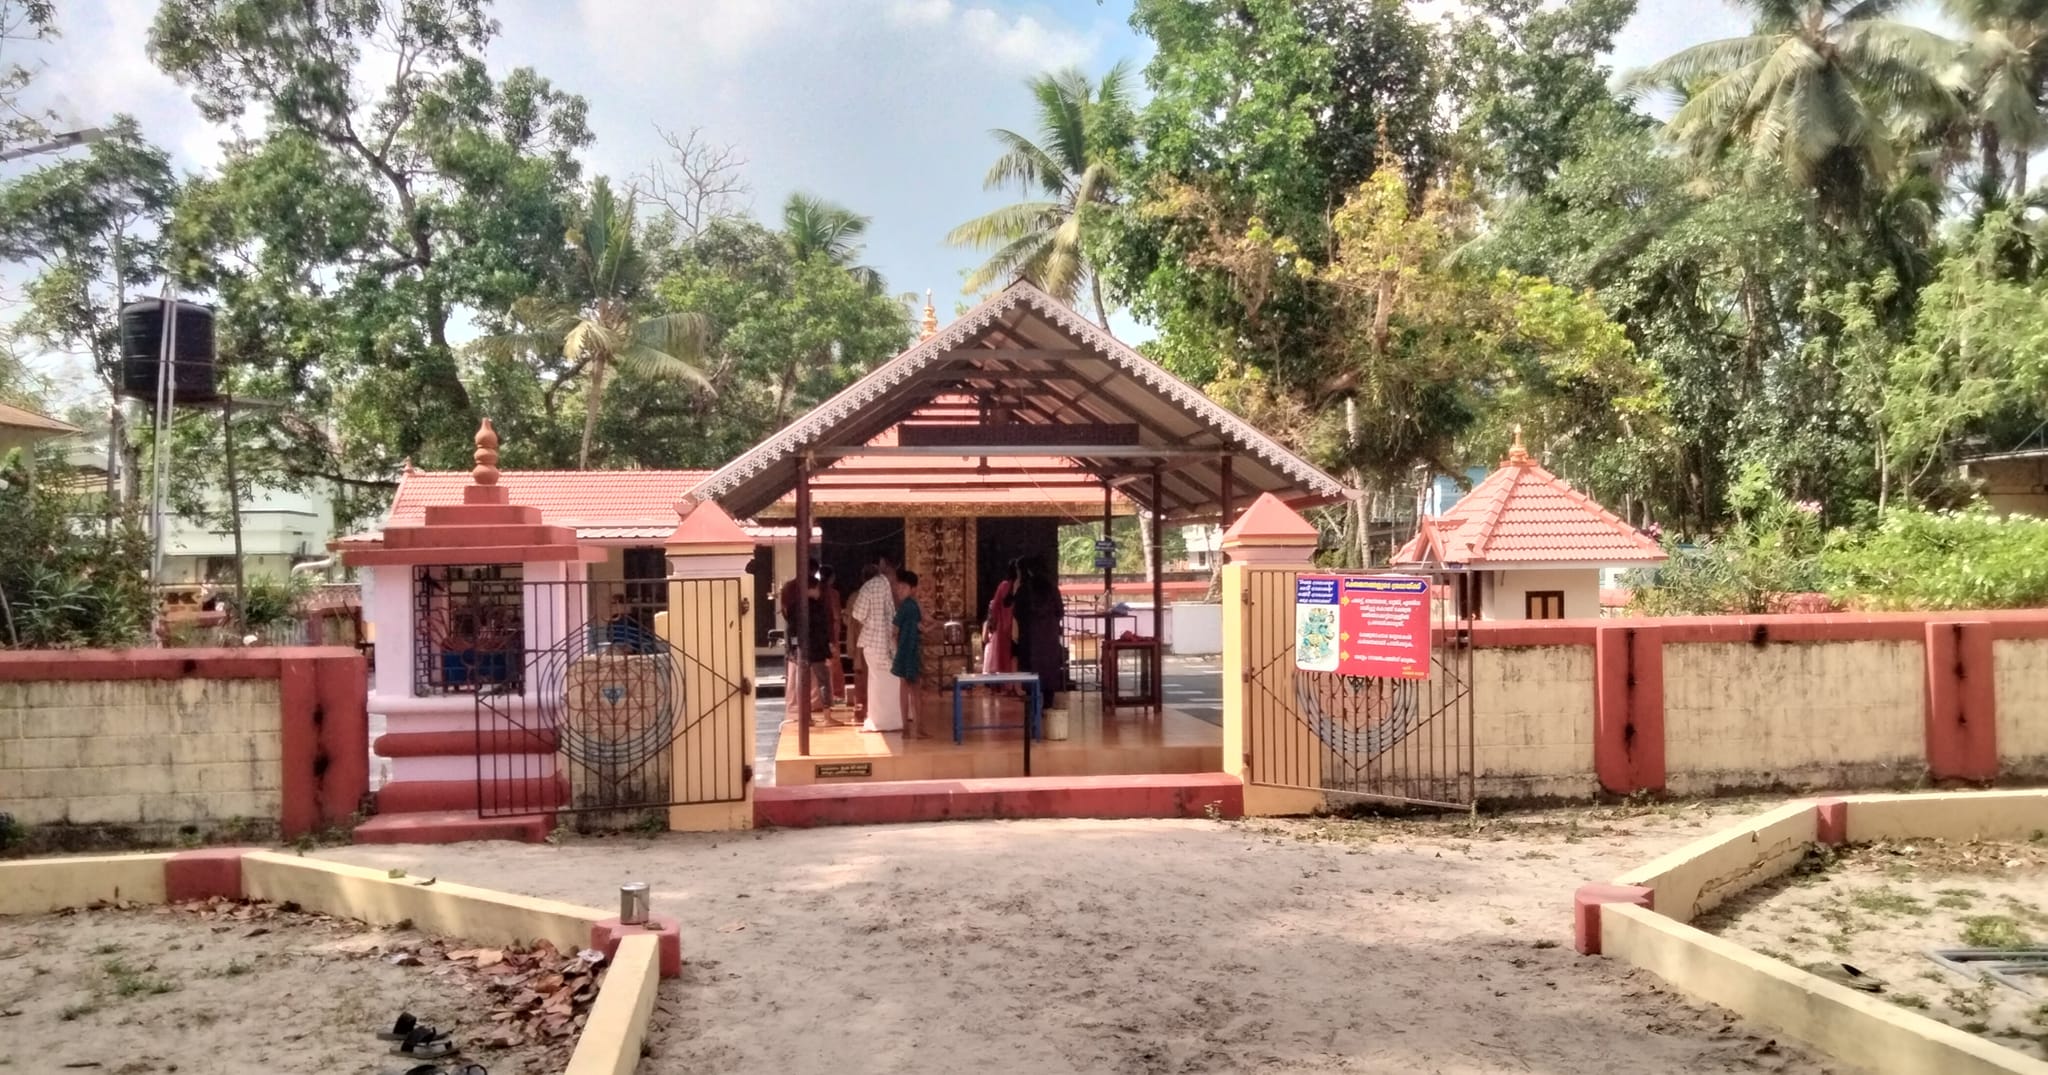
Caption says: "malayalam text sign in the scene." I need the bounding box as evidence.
[1294,574,1431,679]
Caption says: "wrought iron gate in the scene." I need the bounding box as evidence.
[1243,567,1477,810]
[416,570,747,819]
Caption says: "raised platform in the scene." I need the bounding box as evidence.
[754,773,1244,828]
[771,692,1221,787]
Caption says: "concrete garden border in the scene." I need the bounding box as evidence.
[1573,791,2048,1075]
[0,848,680,1075]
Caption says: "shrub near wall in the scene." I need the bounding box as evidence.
[0,649,368,851]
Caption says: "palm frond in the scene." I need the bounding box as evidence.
[959,229,1056,294]
[944,200,1062,249]
[1624,34,1779,92]
[982,129,1067,195]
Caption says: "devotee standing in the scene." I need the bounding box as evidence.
[851,554,903,732]
[1011,557,1066,713]
[981,558,1018,674]
[818,564,844,706]
[892,569,937,738]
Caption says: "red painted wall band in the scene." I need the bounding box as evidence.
[1924,621,1999,782]
[1594,626,1666,795]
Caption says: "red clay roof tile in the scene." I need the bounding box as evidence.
[1391,457,1663,566]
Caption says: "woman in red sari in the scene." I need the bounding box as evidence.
[981,558,1020,673]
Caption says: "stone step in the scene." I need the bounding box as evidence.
[376,727,559,757]
[374,774,568,815]
[753,772,1244,828]
[352,809,553,845]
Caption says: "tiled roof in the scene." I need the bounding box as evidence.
[0,399,76,434]
[383,469,713,533]
[1391,442,1664,567]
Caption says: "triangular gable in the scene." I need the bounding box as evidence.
[687,280,1350,520]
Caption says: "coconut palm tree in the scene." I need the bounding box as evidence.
[782,192,884,292]
[947,61,1134,327]
[1945,0,2048,197]
[474,178,711,468]
[1627,1,1960,217]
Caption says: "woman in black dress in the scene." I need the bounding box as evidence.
[1008,557,1066,712]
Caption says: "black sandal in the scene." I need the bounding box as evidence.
[393,1025,460,1060]
[379,1013,449,1043]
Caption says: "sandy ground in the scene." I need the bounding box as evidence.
[319,801,1863,1074]
[0,901,565,1074]
[1700,838,2048,1062]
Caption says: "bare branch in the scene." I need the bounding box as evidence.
[634,124,750,239]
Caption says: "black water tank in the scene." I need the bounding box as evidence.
[118,298,218,405]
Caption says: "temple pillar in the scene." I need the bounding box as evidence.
[663,500,758,831]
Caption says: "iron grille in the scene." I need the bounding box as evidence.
[414,564,524,695]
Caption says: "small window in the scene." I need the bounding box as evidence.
[1525,590,1566,620]
[414,564,524,695]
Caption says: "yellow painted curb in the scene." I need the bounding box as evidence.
[0,853,170,915]
[1614,801,1816,923]
[1843,789,2048,845]
[565,933,662,1075]
[1592,790,2048,1075]
[1,850,667,1074]
[241,851,609,951]
[1604,904,2048,1075]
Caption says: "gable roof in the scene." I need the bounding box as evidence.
[687,280,1350,520]
[1391,442,1663,567]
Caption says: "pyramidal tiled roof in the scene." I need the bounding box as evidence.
[1391,437,1664,566]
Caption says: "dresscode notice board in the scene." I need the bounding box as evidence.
[1293,574,1431,680]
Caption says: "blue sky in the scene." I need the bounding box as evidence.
[11,0,1945,392]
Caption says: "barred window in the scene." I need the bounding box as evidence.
[414,564,524,695]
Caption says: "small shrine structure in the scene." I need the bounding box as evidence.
[1391,430,1663,620]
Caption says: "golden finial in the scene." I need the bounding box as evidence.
[472,418,501,486]
[1505,424,1531,466]
[920,288,938,339]
[399,456,415,476]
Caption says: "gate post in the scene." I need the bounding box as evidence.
[1221,494,1327,817]
[661,500,757,831]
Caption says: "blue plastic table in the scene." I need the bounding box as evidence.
[951,672,1043,744]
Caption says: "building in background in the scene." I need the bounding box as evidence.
[1959,447,2048,517]
[1392,431,1665,621]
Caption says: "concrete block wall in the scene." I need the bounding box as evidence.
[0,649,369,838]
[1,678,283,826]
[1467,611,2048,798]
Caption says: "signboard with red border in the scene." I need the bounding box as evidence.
[1294,574,1431,679]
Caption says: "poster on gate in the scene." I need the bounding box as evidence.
[1293,574,1431,679]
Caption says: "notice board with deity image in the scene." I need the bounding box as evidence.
[1293,574,1431,679]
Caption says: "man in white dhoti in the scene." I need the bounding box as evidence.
[849,554,903,732]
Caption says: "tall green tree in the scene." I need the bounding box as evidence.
[1627,0,1960,218]
[152,0,592,491]
[0,115,175,498]
[782,192,883,293]
[647,217,910,458]
[947,62,1134,326]
[473,178,711,469]
[1945,0,2048,198]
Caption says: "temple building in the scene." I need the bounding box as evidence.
[1391,431,1664,620]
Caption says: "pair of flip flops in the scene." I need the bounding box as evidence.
[381,1012,483,1072]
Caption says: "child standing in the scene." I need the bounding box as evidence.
[891,569,937,739]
